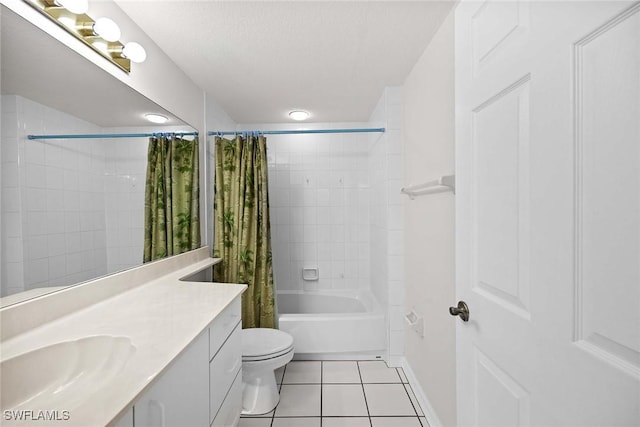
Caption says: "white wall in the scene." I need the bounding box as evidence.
[402,10,456,427]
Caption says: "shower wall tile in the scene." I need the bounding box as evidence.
[368,87,406,363]
[16,96,108,291]
[0,96,180,297]
[104,125,190,274]
[262,125,370,292]
[389,330,405,357]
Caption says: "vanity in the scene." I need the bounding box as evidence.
[0,248,246,427]
[0,3,244,424]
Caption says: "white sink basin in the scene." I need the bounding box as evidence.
[1,335,135,411]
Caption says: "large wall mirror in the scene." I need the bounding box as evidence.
[0,5,201,306]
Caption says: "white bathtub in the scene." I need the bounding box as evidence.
[277,290,386,359]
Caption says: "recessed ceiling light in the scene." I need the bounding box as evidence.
[289,110,310,121]
[145,113,168,124]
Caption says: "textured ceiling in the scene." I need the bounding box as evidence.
[114,1,455,124]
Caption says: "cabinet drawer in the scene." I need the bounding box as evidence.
[210,322,242,422]
[210,297,241,360]
[210,369,242,427]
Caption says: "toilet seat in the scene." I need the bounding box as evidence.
[242,328,294,361]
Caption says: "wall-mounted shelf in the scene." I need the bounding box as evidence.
[401,174,455,199]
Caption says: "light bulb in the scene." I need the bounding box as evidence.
[122,42,147,63]
[93,17,120,42]
[145,114,168,124]
[56,0,88,14]
[289,110,310,121]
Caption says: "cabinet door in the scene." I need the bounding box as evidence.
[112,407,133,427]
[134,331,209,427]
[211,370,242,427]
[209,323,242,422]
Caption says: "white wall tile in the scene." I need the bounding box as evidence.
[2,163,20,188]
[24,257,48,286]
[5,262,24,288]
[389,305,406,332]
[6,237,24,263]
[388,255,404,282]
[389,330,405,356]
[265,130,370,293]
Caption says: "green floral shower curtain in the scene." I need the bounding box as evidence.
[213,135,275,329]
[144,135,200,262]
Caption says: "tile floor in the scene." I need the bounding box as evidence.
[239,360,429,427]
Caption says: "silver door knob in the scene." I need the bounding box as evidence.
[449,301,469,322]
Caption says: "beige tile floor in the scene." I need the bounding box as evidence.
[239,361,429,427]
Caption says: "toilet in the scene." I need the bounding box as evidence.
[241,328,295,415]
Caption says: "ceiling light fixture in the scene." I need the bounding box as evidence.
[24,0,147,73]
[145,114,169,124]
[289,110,310,121]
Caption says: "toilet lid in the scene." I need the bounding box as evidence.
[242,328,294,359]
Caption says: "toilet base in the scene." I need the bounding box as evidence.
[241,328,295,415]
[241,368,280,415]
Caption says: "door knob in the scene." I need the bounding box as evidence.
[449,301,469,322]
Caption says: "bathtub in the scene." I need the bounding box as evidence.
[277,290,386,359]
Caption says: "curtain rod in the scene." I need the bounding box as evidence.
[208,127,385,136]
[27,132,199,141]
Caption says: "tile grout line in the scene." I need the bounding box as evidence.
[398,366,426,426]
[401,381,424,424]
[356,361,374,427]
[393,367,404,383]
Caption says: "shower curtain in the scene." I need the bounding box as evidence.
[212,135,275,328]
[143,135,200,262]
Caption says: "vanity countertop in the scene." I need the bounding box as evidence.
[0,257,246,426]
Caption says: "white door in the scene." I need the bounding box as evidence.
[455,1,640,425]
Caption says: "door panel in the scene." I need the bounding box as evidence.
[472,76,531,319]
[474,348,530,427]
[574,6,640,376]
[456,1,640,425]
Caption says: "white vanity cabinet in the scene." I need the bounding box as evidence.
[209,298,242,426]
[132,296,242,427]
[134,330,210,426]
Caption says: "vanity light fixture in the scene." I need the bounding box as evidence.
[92,17,120,42]
[23,0,147,73]
[144,114,169,124]
[288,110,310,121]
[55,0,87,14]
[122,42,147,63]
